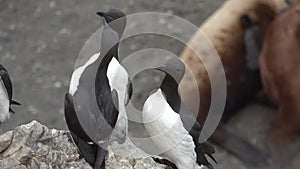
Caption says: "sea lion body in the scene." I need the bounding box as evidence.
[179,0,277,166]
[260,3,300,143]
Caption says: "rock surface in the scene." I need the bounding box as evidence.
[0,121,166,169]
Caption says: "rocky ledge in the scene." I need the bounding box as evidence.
[0,121,166,169]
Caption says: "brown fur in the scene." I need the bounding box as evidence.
[179,2,276,166]
[260,3,300,143]
[180,2,276,123]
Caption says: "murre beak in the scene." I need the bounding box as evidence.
[96,11,104,16]
[11,100,21,105]
[155,58,185,84]
[97,11,107,25]
[156,64,166,69]
[155,58,185,74]
[155,64,167,72]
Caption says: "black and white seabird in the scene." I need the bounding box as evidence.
[0,64,20,124]
[64,93,99,166]
[65,9,131,168]
[95,8,131,146]
[142,58,215,169]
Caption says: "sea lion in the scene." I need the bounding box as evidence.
[179,0,277,166]
[260,2,300,144]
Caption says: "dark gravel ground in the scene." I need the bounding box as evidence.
[0,0,299,169]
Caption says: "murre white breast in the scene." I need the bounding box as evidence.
[0,78,10,123]
[0,64,20,124]
[107,57,129,143]
[128,57,215,168]
[142,89,204,169]
[69,52,100,95]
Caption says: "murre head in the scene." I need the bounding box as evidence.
[97,9,126,64]
[155,57,185,85]
[97,9,127,38]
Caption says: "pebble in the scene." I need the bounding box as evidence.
[55,10,62,16]
[49,1,56,9]
[28,105,38,115]
[54,81,62,88]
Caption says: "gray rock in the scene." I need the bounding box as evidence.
[0,131,13,153]
[0,120,91,169]
[0,121,166,169]
[106,149,166,169]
